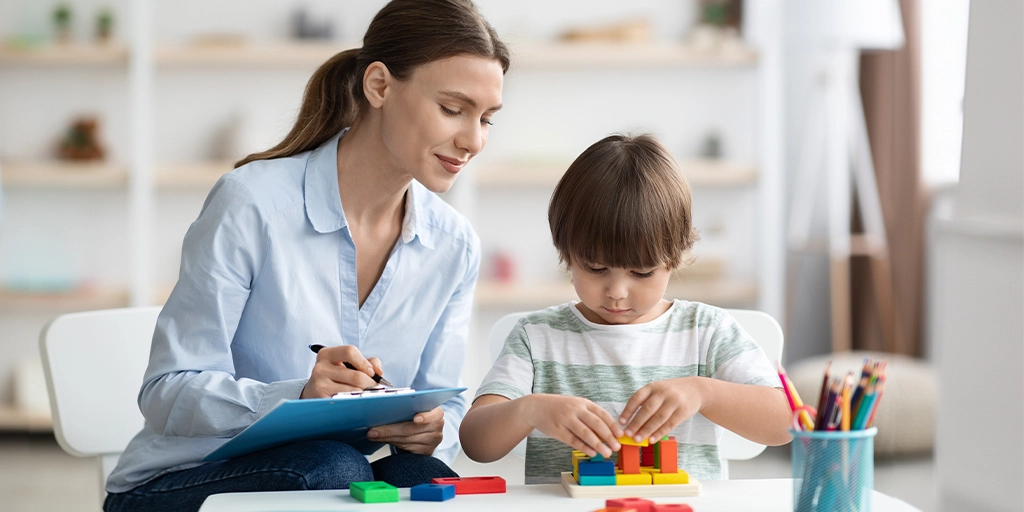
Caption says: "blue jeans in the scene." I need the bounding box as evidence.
[103,440,458,512]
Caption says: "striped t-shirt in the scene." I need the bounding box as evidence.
[475,300,781,484]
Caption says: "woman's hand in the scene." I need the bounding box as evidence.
[525,394,623,458]
[619,378,705,443]
[368,406,446,455]
[301,345,384,399]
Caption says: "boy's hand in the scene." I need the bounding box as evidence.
[525,394,623,458]
[368,406,445,455]
[619,378,704,442]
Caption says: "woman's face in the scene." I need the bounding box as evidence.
[379,54,504,193]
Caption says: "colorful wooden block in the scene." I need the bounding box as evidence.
[652,470,689,485]
[578,475,618,486]
[431,476,506,494]
[409,483,455,501]
[574,452,590,481]
[617,435,650,447]
[639,466,656,474]
[561,472,701,499]
[607,497,656,512]
[349,481,399,503]
[641,445,655,466]
[656,438,678,474]
[579,460,616,476]
[652,504,693,511]
[619,445,641,474]
[615,472,653,486]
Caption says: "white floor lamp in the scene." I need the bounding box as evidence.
[787,0,906,353]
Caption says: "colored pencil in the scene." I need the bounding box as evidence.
[778,363,814,431]
[840,372,853,431]
[813,361,832,428]
[850,358,873,415]
[866,364,887,428]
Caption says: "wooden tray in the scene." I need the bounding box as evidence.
[560,472,701,498]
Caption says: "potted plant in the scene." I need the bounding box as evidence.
[96,8,114,43]
[53,4,73,44]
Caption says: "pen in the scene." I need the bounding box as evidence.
[308,344,394,387]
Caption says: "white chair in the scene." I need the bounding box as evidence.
[487,308,784,479]
[39,306,161,504]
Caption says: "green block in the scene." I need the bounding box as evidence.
[654,441,661,469]
[578,474,617,486]
[350,481,399,503]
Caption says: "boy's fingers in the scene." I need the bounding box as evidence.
[619,388,651,426]
[625,398,664,440]
[579,412,620,454]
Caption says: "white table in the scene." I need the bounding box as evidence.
[199,478,921,511]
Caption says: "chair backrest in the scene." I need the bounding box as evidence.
[487,307,784,476]
[39,306,161,499]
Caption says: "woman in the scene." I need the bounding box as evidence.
[104,1,509,510]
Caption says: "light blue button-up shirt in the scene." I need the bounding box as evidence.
[107,131,479,493]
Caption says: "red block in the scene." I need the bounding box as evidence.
[657,439,678,474]
[607,497,655,512]
[430,476,506,494]
[619,445,641,474]
[653,505,693,512]
[641,445,655,466]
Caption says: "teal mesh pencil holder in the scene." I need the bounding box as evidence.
[791,427,877,512]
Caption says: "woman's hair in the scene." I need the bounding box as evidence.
[236,0,510,168]
[548,133,700,270]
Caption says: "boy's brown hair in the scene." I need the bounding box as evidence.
[548,133,699,270]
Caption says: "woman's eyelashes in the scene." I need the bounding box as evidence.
[440,105,494,126]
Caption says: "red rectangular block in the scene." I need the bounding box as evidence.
[607,497,655,512]
[641,445,655,466]
[653,505,693,512]
[430,476,506,494]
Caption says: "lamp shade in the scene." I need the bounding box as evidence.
[821,0,905,50]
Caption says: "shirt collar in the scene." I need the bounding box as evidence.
[304,129,434,250]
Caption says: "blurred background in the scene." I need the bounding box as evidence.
[0,1,1019,511]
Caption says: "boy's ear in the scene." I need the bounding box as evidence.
[363,61,392,108]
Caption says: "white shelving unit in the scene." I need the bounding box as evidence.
[0,0,784,430]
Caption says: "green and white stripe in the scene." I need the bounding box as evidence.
[476,300,780,483]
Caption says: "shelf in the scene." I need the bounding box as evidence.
[0,406,51,432]
[475,159,756,188]
[157,161,235,188]
[155,41,358,67]
[511,41,757,68]
[0,43,129,66]
[0,285,130,311]
[475,278,757,309]
[0,161,128,188]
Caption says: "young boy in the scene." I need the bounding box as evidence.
[459,134,791,484]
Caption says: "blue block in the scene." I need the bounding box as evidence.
[577,460,616,476]
[410,483,456,502]
[578,475,617,486]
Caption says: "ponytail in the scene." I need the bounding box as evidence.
[235,48,362,168]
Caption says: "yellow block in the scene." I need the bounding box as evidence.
[615,473,653,485]
[639,467,657,474]
[652,470,690,485]
[617,435,650,447]
[572,452,589,481]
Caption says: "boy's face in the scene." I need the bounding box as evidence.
[569,258,673,325]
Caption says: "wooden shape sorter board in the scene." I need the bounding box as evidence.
[560,472,701,498]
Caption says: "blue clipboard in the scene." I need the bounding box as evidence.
[203,387,466,461]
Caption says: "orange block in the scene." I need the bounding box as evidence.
[618,444,641,474]
[656,438,678,474]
